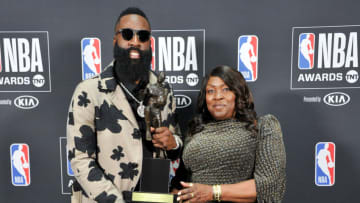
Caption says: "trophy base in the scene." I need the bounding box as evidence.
[140,158,170,193]
[123,157,174,202]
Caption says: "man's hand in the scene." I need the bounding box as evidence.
[151,127,177,150]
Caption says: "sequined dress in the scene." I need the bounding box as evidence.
[182,114,286,203]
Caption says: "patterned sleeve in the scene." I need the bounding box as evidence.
[254,114,286,203]
[66,81,124,203]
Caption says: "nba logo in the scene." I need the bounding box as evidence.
[81,38,101,80]
[298,33,315,69]
[238,35,258,82]
[10,143,31,186]
[315,142,335,186]
[66,151,74,176]
[150,36,156,71]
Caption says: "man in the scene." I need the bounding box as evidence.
[67,7,182,203]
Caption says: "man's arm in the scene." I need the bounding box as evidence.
[67,82,124,203]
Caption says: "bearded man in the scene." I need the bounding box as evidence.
[66,7,182,203]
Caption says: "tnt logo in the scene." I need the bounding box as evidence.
[81,38,101,80]
[10,143,30,186]
[151,36,155,71]
[238,35,258,82]
[345,70,359,83]
[315,142,335,186]
[298,33,315,69]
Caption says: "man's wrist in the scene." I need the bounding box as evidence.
[171,135,181,150]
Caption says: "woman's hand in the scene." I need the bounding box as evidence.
[177,181,213,203]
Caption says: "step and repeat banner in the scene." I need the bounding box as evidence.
[1,0,359,202]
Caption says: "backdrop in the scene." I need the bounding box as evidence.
[1,0,359,202]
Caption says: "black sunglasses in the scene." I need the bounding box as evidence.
[116,28,151,43]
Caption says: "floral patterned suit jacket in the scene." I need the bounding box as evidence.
[66,62,182,203]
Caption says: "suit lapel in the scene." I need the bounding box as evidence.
[110,84,139,130]
[98,62,139,130]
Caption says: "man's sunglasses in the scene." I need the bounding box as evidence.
[116,28,151,43]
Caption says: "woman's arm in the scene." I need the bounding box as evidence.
[221,179,256,202]
[254,115,286,203]
[177,180,256,203]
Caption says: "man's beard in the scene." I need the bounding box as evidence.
[113,44,152,83]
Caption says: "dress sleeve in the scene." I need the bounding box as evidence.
[66,82,124,203]
[254,114,286,203]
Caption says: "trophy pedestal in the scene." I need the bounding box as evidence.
[124,158,177,203]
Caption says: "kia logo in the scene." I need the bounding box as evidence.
[323,92,350,106]
[14,95,39,109]
[174,94,192,109]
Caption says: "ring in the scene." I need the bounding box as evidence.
[189,183,193,187]
[191,193,194,198]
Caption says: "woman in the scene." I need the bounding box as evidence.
[178,65,286,203]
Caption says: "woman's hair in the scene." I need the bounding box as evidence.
[188,65,258,136]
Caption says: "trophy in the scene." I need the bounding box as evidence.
[144,72,169,158]
[125,72,176,203]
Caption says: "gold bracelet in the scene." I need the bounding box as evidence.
[216,184,222,202]
[212,185,217,200]
[212,184,221,202]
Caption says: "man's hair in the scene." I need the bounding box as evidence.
[114,7,150,33]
